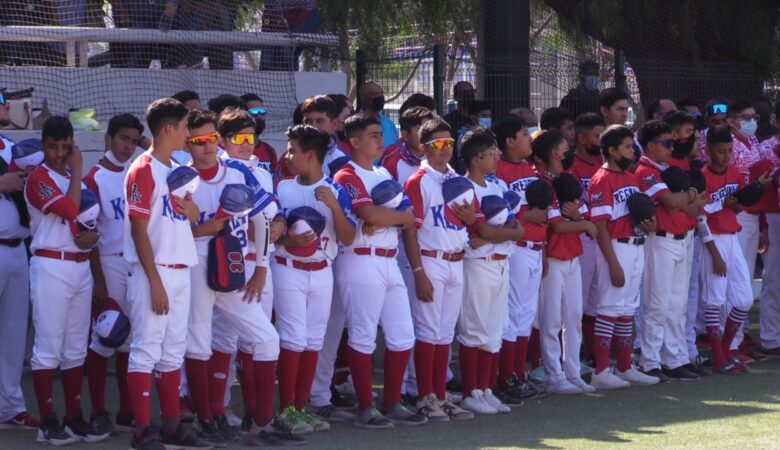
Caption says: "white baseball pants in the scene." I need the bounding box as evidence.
[0,244,29,421]
[458,257,509,353]
[539,257,583,383]
[759,214,780,349]
[594,239,644,317]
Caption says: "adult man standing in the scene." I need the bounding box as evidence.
[443,82,476,136]
[359,82,399,148]
[560,61,601,118]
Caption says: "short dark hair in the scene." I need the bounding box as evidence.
[574,112,605,135]
[146,97,189,137]
[637,120,672,149]
[705,97,730,118]
[531,130,565,165]
[399,93,436,117]
[286,124,330,163]
[343,112,381,139]
[293,103,304,125]
[399,106,435,132]
[727,99,753,117]
[240,93,263,104]
[217,107,256,137]
[172,90,199,104]
[492,116,527,152]
[599,87,629,110]
[301,95,338,120]
[460,127,497,167]
[599,124,634,159]
[107,113,143,138]
[186,109,217,130]
[328,94,350,115]
[453,81,474,95]
[469,100,491,116]
[540,107,574,131]
[208,94,247,115]
[706,125,733,147]
[42,116,74,142]
[644,97,675,119]
[663,110,696,130]
[418,117,452,144]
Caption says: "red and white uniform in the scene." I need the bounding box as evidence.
[274,136,350,186]
[588,168,644,317]
[124,152,198,374]
[253,139,278,175]
[634,156,692,371]
[272,176,354,352]
[25,165,93,371]
[569,155,603,318]
[84,162,133,356]
[0,134,30,422]
[700,164,753,310]
[381,140,423,188]
[758,137,780,349]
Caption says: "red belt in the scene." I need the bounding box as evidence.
[517,241,544,251]
[0,238,23,247]
[275,256,328,271]
[157,263,188,269]
[477,253,508,261]
[246,253,256,261]
[353,247,398,258]
[420,249,465,262]
[34,249,90,262]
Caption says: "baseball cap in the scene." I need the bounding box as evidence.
[166,166,200,198]
[216,184,255,218]
[371,179,404,209]
[480,195,510,226]
[77,188,100,230]
[10,138,43,172]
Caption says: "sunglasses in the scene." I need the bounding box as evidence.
[424,138,455,150]
[188,132,219,146]
[734,114,760,122]
[710,103,727,115]
[0,93,5,105]
[230,133,256,146]
[248,106,267,117]
[478,147,501,159]
[651,139,675,149]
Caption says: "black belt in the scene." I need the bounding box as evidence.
[655,231,687,240]
[616,237,645,246]
[0,238,22,247]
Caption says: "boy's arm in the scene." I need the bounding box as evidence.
[130,216,169,315]
[402,225,434,302]
[704,239,727,276]
[315,186,356,246]
[474,220,525,242]
[89,249,107,309]
[356,204,415,228]
[594,219,624,287]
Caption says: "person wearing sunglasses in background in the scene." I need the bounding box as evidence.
[697,98,730,161]
[240,93,279,177]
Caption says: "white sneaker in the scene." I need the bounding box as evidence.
[224,407,242,427]
[547,379,582,395]
[460,389,497,415]
[447,391,463,404]
[590,369,631,390]
[616,366,660,386]
[568,377,596,393]
[482,389,511,413]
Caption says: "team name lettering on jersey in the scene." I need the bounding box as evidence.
[613,186,640,204]
[430,204,464,230]
[709,183,739,204]
[110,197,125,220]
[161,194,188,221]
[509,176,537,193]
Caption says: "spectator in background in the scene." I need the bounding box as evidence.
[328,93,354,152]
[110,0,168,68]
[540,107,575,148]
[358,81,399,148]
[172,90,204,110]
[508,107,539,134]
[645,97,677,121]
[754,95,777,142]
[443,82,476,135]
[207,94,247,116]
[704,97,730,128]
[599,88,630,126]
[240,93,279,174]
[677,98,705,130]
[560,60,601,118]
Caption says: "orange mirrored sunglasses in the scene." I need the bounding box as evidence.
[187,132,219,146]
[423,138,455,150]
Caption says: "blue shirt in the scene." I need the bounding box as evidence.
[379,113,399,148]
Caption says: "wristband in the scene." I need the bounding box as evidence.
[412,266,423,273]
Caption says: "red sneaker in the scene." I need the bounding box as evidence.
[0,411,41,429]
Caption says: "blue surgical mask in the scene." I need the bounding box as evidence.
[527,126,539,135]
[739,118,757,138]
[478,117,492,129]
[584,75,599,91]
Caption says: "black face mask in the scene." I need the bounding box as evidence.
[371,95,385,112]
[255,118,266,136]
[587,144,601,156]
[672,137,694,159]
[616,156,633,171]
[562,148,575,170]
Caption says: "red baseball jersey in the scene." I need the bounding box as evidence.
[495,158,549,243]
[569,154,603,204]
[667,156,691,171]
[543,176,584,261]
[634,156,691,234]
[588,167,642,239]
[252,139,278,175]
[381,140,423,186]
[757,137,780,213]
[24,164,83,252]
[702,164,744,234]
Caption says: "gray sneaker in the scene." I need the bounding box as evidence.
[275,407,313,435]
[312,404,356,422]
[383,403,427,426]
[354,406,393,429]
[414,394,449,423]
[438,399,474,420]
[297,407,330,432]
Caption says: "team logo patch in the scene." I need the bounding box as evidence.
[345,183,362,200]
[590,192,603,206]
[38,182,54,199]
[130,183,142,204]
[643,174,657,186]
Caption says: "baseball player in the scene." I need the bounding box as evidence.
[0,132,38,432]
[403,117,477,422]
[532,131,599,394]
[332,112,425,427]
[123,98,211,450]
[458,127,525,414]
[569,113,606,362]
[700,125,770,374]
[758,111,780,354]
[83,113,144,433]
[271,124,356,434]
[587,124,659,390]
[492,115,547,403]
[240,93,279,175]
[24,116,107,444]
[633,120,704,381]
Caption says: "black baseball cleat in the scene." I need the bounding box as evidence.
[213,415,239,442]
[161,423,215,449]
[116,411,136,432]
[130,426,166,450]
[641,368,671,383]
[37,413,77,446]
[63,408,111,443]
[331,386,358,409]
[663,366,700,381]
[196,420,225,447]
[90,410,116,435]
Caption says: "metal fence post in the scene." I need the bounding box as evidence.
[615,49,627,93]
[433,45,446,114]
[356,49,366,109]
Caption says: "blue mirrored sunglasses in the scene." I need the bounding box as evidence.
[711,103,727,115]
[248,106,267,117]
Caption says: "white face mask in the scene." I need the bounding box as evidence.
[104,149,131,168]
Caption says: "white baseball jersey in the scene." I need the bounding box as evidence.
[124,152,198,267]
[465,177,514,258]
[333,161,400,250]
[190,159,273,257]
[24,164,86,253]
[0,134,29,240]
[83,162,127,256]
[275,175,355,263]
[323,137,350,177]
[381,140,424,186]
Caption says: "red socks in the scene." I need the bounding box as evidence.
[705,306,726,369]
[127,372,152,431]
[347,346,374,411]
[413,341,435,398]
[489,353,500,389]
[582,314,596,360]
[294,351,319,410]
[433,344,450,400]
[594,315,616,374]
[477,350,495,391]
[208,351,232,417]
[383,349,411,408]
[514,336,529,380]
[155,369,181,427]
[458,345,479,397]
[528,329,541,369]
[60,366,84,421]
[497,339,516,387]
[185,358,211,422]
[86,350,108,415]
[253,360,277,428]
[277,349,301,410]
[115,352,131,415]
[722,308,749,355]
[237,351,256,416]
[615,316,634,373]
[32,369,54,419]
